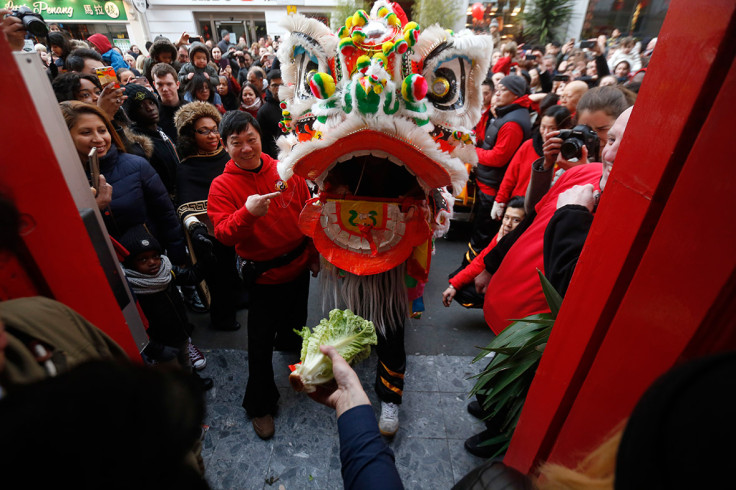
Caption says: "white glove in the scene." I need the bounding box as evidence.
[490,201,506,220]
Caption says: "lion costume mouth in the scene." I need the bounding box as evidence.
[275,1,492,277]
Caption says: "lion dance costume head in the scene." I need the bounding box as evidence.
[276,1,492,333]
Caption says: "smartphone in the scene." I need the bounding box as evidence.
[580,40,596,49]
[95,66,118,88]
[88,147,100,192]
[189,36,202,43]
[525,53,536,61]
[553,74,570,82]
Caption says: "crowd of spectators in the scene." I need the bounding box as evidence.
[2,10,696,489]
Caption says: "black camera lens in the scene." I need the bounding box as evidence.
[24,16,48,37]
[560,138,583,160]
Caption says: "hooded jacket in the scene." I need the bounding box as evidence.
[207,153,315,285]
[143,36,182,84]
[87,33,129,71]
[178,42,220,90]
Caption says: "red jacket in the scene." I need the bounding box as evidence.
[483,163,603,334]
[207,154,315,284]
[450,235,499,289]
[495,139,540,204]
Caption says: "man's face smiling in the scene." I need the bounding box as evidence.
[225,125,262,170]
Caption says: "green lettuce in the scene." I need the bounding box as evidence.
[290,309,377,392]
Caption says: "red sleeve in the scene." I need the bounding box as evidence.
[495,149,522,204]
[208,179,259,247]
[449,236,498,288]
[229,74,241,94]
[475,122,524,168]
[493,56,512,75]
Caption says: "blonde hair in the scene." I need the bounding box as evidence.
[535,426,624,490]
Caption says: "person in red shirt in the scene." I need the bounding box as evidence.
[465,75,533,266]
[490,105,572,220]
[207,111,319,440]
[442,196,526,308]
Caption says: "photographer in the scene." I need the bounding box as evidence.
[525,86,632,214]
[1,7,33,51]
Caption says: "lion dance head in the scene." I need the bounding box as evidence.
[276,1,492,326]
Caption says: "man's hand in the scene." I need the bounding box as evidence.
[176,31,190,47]
[474,269,492,294]
[542,131,562,170]
[97,82,125,119]
[307,345,370,418]
[441,285,456,307]
[491,201,506,220]
[1,9,26,52]
[245,191,280,217]
[92,174,113,210]
[556,183,596,212]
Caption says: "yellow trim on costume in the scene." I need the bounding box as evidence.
[380,376,404,396]
[381,361,405,379]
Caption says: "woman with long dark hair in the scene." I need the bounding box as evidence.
[238,82,262,118]
[174,101,242,331]
[184,73,225,114]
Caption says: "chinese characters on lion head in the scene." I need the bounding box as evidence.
[276,1,492,333]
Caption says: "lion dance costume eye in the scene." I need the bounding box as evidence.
[276,0,492,416]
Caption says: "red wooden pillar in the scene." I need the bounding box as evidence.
[503,0,736,473]
[0,35,144,359]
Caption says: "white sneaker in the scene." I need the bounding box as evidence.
[379,402,400,437]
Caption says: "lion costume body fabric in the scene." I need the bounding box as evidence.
[276,1,492,403]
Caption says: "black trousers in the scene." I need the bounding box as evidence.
[205,237,240,329]
[466,191,502,266]
[242,272,309,417]
[375,318,406,405]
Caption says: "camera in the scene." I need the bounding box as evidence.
[558,124,600,161]
[579,40,596,49]
[10,6,48,38]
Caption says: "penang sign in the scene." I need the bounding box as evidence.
[3,0,128,21]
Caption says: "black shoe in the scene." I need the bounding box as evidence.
[194,372,214,391]
[464,429,506,458]
[182,287,209,313]
[211,320,241,331]
[467,400,487,420]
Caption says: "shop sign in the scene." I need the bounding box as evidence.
[112,37,131,52]
[3,0,128,22]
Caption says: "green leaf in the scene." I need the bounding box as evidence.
[537,269,563,318]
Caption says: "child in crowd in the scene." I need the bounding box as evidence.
[119,224,213,380]
[178,42,220,92]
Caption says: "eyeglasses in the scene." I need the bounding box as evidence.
[195,128,220,136]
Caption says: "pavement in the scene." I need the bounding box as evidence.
[190,232,496,489]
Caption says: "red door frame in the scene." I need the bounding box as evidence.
[504,0,736,472]
[0,35,140,359]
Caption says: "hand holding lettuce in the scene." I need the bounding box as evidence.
[289,309,377,393]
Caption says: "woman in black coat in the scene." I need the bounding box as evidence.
[60,101,187,264]
[174,101,242,330]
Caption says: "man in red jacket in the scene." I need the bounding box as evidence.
[466,75,533,266]
[207,111,319,440]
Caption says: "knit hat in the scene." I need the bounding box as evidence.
[87,33,112,54]
[499,75,528,97]
[122,83,159,121]
[221,29,229,39]
[490,19,499,28]
[119,224,161,265]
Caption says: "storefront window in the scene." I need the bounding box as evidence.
[583,0,669,41]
